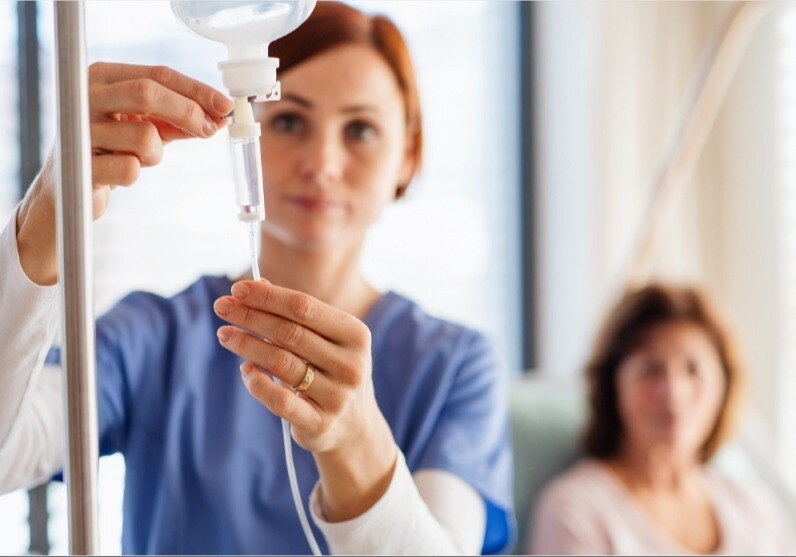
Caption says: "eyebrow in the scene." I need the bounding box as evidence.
[281,93,379,114]
[282,93,313,108]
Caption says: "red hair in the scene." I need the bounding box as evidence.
[270,1,423,198]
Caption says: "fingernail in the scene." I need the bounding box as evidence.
[217,327,232,343]
[232,282,250,299]
[240,363,252,379]
[214,298,232,316]
[203,116,217,136]
[214,95,233,114]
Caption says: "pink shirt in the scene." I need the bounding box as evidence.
[529,458,796,555]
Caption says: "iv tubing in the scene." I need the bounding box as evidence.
[247,221,322,556]
[248,222,260,282]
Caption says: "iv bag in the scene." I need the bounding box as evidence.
[171,0,316,99]
[171,1,315,57]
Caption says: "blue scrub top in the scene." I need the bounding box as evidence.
[49,276,514,554]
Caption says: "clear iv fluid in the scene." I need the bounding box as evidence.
[231,136,265,222]
[172,1,315,52]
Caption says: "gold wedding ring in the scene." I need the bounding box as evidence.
[291,363,316,393]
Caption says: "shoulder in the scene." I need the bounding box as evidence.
[371,292,499,376]
[705,467,791,522]
[704,467,796,550]
[96,275,230,339]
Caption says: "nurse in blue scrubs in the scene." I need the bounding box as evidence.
[18,2,514,554]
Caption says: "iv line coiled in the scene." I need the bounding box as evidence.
[248,221,322,556]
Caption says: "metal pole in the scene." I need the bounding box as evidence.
[53,1,100,555]
[17,0,41,198]
[18,1,50,552]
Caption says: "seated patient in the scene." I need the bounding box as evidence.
[529,284,796,555]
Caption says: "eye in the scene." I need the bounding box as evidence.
[344,119,378,142]
[270,113,305,134]
[640,361,663,379]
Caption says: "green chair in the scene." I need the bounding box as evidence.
[508,374,587,554]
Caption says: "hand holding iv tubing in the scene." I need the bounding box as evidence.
[213,280,399,518]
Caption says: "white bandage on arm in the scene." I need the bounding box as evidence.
[0,206,63,493]
[310,449,486,555]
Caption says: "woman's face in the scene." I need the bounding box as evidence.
[615,321,726,462]
[257,43,415,252]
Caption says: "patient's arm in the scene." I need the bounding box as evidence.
[0,207,63,493]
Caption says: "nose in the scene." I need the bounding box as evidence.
[298,129,344,188]
[657,364,693,409]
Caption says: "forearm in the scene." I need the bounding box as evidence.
[0,369,64,494]
[313,413,397,522]
[311,450,486,555]
[0,205,60,447]
[16,155,58,287]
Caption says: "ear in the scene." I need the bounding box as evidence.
[395,121,420,199]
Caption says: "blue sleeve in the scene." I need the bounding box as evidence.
[415,331,516,554]
[47,291,172,473]
[93,292,173,456]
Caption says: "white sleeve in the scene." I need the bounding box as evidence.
[0,206,63,493]
[0,368,64,492]
[309,448,486,555]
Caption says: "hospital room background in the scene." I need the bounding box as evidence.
[1,1,795,554]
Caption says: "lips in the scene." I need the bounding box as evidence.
[654,411,683,429]
[286,195,344,213]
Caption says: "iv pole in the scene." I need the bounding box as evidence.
[54,1,100,554]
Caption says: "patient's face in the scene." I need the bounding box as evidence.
[615,321,726,462]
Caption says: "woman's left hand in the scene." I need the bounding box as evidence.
[213,279,394,459]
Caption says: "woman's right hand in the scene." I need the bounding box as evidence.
[15,62,234,286]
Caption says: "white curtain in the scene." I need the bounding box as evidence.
[594,1,735,303]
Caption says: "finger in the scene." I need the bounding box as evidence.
[91,121,163,167]
[217,326,308,389]
[218,327,339,409]
[89,62,233,118]
[91,154,140,188]
[147,115,229,144]
[90,80,219,138]
[240,363,323,430]
[214,296,344,371]
[230,280,367,347]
